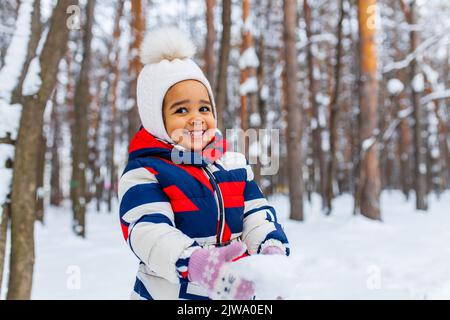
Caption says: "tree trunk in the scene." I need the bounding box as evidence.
[7,0,76,300]
[397,88,413,198]
[50,91,62,206]
[35,131,46,222]
[304,0,327,207]
[355,0,381,220]
[0,194,11,298]
[204,0,216,88]
[71,0,96,237]
[127,0,145,140]
[283,0,304,221]
[325,0,345,214]
[240,0,251,134]
[409,3,428,210]
[0,0,37,299]
[107,1,123,213]
[90,77,103,213]
[214,0,231,133]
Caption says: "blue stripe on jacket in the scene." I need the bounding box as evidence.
[120,183,170,218]
[133,277,153,300]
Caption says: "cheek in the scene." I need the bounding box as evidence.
[206,115,216,128]
[165,116,187,138]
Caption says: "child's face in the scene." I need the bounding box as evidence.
[163,80,216,151]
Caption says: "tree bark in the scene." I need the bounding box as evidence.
[107,1,124,213]
[71,0,96,237]
[7,0,77,300]
[325,0,345,214]
[283,0,304,221]
[127,0,145,140]
[214,0,231,133]
[35,131,46,222]
[409,2,428,210]
[0,192,11,298]
[0,0,36,299]
[204,0,216,88]
[304,0,327,208]
[50,90,62,206]
[355,0,381,220]
[240,0,251,134]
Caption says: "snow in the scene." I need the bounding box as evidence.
[242,16,254,35]
[27,191,450,300]
[387,78,404,95]
[249,113,261,127]
[0,102,22,141]
[316,93,330,107]
[30,201,136,300]
[421,63,439,86]
[260,85,269,101]
[238,47,260,70]
[310,118,318,130]
[239,76,258,96]
[362,136,377,152]
[297,33,337,51]
[22,56,42,96]
[0,144,15,224]
[321,131,330,152]
[419,163,427,175]
[421,89,450,104]
[412,73,425,93]
[397,107,413,119]
[0,0,34,100]
[230,254,298,299]
[263,191,450,299]
[0,0,33,225]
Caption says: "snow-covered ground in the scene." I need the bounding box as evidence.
[30,190,450,300]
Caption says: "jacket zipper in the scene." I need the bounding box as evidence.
[203,165,225,245]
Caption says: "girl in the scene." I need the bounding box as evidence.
[118,27,289,300]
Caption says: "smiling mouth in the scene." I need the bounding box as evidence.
[186,130,205,138]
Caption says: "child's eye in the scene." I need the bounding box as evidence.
[199,106,211,112]
[174,107,188,114]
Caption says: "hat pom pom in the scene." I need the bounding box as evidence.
[140,27,196,65]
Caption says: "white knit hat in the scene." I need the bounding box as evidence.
[136,27,216,143]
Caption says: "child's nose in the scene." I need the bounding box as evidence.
[189,118,205,128]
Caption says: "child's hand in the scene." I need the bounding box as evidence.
[188,242,255,300]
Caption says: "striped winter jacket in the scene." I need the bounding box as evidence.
[118,128,290,300]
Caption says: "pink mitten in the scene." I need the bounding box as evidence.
[261,245,285,255]
[188,242,255,300]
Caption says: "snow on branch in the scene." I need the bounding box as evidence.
[0,0,34,101]
[297,33,337,51]
[382,27,450,74]
[421,89,450,105]
[360,106,413,158]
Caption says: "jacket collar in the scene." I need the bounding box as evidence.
[128,127,228,167]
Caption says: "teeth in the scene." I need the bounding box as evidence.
[189,131,204,137]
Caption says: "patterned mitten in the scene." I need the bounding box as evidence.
[188,242,255,300]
